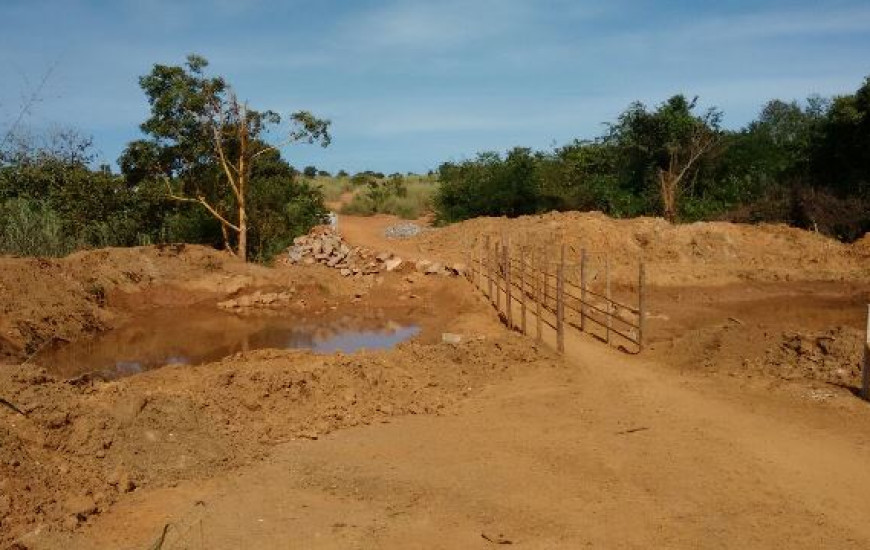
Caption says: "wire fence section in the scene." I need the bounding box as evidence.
[464,233,646,354]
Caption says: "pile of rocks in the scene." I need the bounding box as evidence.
[284,226,465,278]
[217,290,297,310]
[383,222,424,239]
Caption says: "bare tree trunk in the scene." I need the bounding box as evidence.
[220,223,234,255]
[659,170,678,223]
[657,127,719,223]
[237,197,247,260]
[236,111,249,261]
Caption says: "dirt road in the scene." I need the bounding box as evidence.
[54,314,870,549]
[6,213,870,549]
[336,213,437,263]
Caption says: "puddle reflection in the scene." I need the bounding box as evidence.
[35,308,420,379]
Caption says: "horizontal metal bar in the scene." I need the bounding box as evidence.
[563,280,641,314]
[562,291,641,330]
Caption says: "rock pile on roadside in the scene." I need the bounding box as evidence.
[217,290,297,310]
[284,226,466,278]
[384,222,424,239]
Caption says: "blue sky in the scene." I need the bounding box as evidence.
[1,0,868,173]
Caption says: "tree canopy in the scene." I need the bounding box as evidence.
[120,54,331,260]
[434,79,870,240]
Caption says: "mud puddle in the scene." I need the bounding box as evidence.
[34,307,420,379]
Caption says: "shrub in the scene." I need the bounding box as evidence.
[435,148,543,223]
[248,177,329,262]
[340,175,435,219]
[0,198,77,256]
[315,176,354,202]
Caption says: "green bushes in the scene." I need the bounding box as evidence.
[432,81,870,241]
[313,176,354,202]
[436,149,541,223]
[0,149,328,260]
[249,177,329,262]
[0,198,75,256]
[341,174,435,219]
[0,158,155,255]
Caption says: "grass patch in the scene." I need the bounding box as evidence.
[340,175,437,219]
[0,198,78,257]
[309,176,353,203]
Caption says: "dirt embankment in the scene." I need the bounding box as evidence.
[0,239,560,544]
[409,211,870,286]
[0,334,558,545]
[0,245,226,362]
[2,214,869,546]
[0,244,369,363]
[342,212,870,389]
[642,282,870,390]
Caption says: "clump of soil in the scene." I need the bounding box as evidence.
[0,335,559,545]
[750,327,866,387]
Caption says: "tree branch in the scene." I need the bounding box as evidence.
[209,103,242,203]
[213,126,242,200]
[162,175,241,232]
[674,132,717,186]
[249,136,300,160]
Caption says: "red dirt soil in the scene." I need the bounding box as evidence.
[1,212,869,549]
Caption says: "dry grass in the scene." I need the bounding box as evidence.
[340,175,438,219]
[309,175,354,203]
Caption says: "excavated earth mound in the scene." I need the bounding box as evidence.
[416,212,870,286]
[0,245,234,362]
[752,326,866,386]
[0,244,352,363]
[2,213,868,546]
[0,336,559,544]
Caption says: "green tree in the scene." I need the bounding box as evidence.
[246,149,328,261]
[122,54,331,260]
[813,77,870,198]
[607,95,723,221]
[435,148,541,223]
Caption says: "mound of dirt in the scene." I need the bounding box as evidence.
[0,244,358,363]
[750,327,866,387]
[0,245,230,361]
[0,334,559,545]
[410,212,870,286]
[853,232,870,255]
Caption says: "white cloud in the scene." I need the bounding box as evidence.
[331,0,611,54]
[667,4,870,42]
[337,0,526,51]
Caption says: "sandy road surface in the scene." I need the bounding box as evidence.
[335,213,438,263]
[58,307,870,549]
[11,214,870,549]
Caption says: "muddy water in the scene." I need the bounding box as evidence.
[35,307,420,379]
